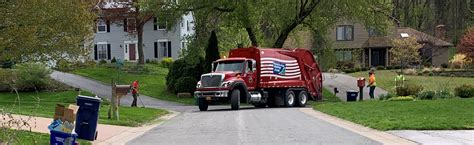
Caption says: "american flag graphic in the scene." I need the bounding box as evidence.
[260,57,301,79]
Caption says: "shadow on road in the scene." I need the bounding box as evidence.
[189,106,310,113]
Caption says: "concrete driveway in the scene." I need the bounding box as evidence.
[51,71,194,112]
[323,73,388,101]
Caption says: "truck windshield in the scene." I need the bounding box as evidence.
[215,61,243,73]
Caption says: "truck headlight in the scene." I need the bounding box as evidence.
[196,81,201,88]
[221,81,232,88]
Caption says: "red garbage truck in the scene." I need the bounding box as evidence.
[194,47,322,111]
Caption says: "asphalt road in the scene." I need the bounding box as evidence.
[51,71,381,145]
[128,106,381,145]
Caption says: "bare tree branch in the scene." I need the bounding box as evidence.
[273,0,321,48]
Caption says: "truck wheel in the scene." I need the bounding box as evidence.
[231,89,240,110]
[296,91,308,107]
[198,98,208,111]
[284,90,296,107]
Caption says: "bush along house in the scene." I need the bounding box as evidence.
[90,1,195,62]
[329,21,453,68]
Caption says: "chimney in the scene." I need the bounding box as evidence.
[435,25,446,41]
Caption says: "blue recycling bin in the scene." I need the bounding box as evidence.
[75,95,101,141]
[346,90,358,102]
[50,130,77,145]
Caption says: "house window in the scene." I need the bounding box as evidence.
[97,19,107,33]
[367,27,377,37]
[181,41,186,49]
[158,41,171,57]
[127,18,136,31]
[336,49,352,61]
[367,26,383,37]
[157,20,166,30]
[97,44,108,60]
[336,25,353,41]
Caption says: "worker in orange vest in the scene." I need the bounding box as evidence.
[131,80,139,107]
[367,69,377,99]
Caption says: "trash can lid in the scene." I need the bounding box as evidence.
[346,90,358,93]
[77,95,102,102]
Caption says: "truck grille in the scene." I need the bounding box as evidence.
[201,74,223,88]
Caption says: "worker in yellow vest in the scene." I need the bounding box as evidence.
[395,72,406,88]
[367,69,377,99]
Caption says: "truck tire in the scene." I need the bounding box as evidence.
[231,89,240,110]
[296,91,308,107]
[198,98,208,111]
[284,90,296,107]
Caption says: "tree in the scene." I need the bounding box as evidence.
[449,53,471,69]
[204,30,220,73]
[0,1,95,63]
[149,0,392,48]
[97,0,160,65]
[457,27,474,59]
[390,37,423,70]
[392,0,473,44]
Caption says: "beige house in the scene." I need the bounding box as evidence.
[328,22,453,67]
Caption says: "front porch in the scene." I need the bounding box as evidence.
[363,47,390,68]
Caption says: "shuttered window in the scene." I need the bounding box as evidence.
[97,19,107,33]
[158,41,172,57]
[97,44,108,60]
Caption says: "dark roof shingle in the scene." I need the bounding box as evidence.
[362,27,453,48]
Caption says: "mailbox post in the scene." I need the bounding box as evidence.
[109,80,131,120]
[357,78,365,101]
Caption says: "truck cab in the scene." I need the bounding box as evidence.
[195,58,259,111]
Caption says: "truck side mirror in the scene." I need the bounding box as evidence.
[247,60,256,73]
[211,62,217,72]
[252,60,256,72]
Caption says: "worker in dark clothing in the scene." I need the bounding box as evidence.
[131,80,139,107]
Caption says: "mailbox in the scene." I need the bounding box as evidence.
[115,85,131,98]
[357,78,365,88]
[109,84,131,120]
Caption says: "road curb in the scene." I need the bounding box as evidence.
[299,108,418,145]
[94,111,180,145]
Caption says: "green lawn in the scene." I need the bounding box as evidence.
[0,90,168,127]
[350,70,474,93]
[307,88,341,106]
[313,98,474,130]
[0,130,91,145]
[73,64,195,105]
[321,88,341,103]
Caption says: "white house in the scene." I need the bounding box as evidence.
[91,3,195,61]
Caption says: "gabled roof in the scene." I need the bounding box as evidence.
[362,36,392,48]
[395,27,453,47]
[362,27,454,48]
[95,1,135,12]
